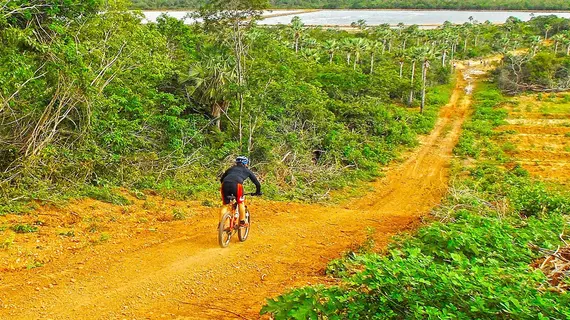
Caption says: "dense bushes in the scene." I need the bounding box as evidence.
[496,52,570,94]
[1,2,460,206]
[261,82,570,319]
[262,175,570,318]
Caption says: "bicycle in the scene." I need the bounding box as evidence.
[218,193,257,248]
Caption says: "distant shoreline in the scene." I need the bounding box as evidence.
[138,8,570,13]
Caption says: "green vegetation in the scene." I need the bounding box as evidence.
[3,0,503,206]
[81,186,132,205]
[495,16,570,93]
[172,208,187,220]
[11,224,39,233]
[261,80,570,319]
[2,1,567,207]
[130,0,570,10]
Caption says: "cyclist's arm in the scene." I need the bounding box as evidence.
[248,170,261,194]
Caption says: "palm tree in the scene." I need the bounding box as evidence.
[372,27,390,54]
[342,38,354,65]
[449,32,460,68]
[367,40,381,73]
[499,35,510,53]
[351,19,367,31]
[551,33,565,54]
[290,16,304,54]
[461,23,471,53]
[408,47,421,106]
[352,38,368,70]
[394,50,406,78]
[323,39,339,64]
[562,35,570,56]
[419,47,437,113]
[544,24,553,40]
[530,35,542,56]
[301,48,320,62]
[187,55,235,130]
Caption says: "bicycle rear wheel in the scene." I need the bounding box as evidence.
[238,207,250,242]
[218,213,232,248]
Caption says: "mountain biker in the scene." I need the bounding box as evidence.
[220,156,262,227]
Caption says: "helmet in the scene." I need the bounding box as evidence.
[235,156,249,165]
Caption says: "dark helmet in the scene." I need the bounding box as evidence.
[235,156,249,165]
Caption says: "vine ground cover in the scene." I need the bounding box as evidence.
[261,72,570,320]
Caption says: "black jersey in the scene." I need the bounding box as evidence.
[220,165,261,194]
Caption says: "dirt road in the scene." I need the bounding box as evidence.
[0,62,483,319]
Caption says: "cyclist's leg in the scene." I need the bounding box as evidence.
[220,183,232,221]
[220,205,230,222]
[236,183,246,222]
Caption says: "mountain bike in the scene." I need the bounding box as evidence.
[218,193,257,248]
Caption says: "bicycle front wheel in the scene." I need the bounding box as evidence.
[218,213,233,248]
[238,207,250,242]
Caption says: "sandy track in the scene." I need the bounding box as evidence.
[0,64,479,320]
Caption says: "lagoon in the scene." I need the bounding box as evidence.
[143,9,570,26]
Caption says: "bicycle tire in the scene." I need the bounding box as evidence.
[218,212,233,248]
[238,207,250,242]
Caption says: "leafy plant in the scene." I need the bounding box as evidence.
[11,224,38,233]
[172,208,187,220]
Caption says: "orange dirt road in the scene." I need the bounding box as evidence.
[0,63,482,320]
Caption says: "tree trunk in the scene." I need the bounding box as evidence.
[354,53,358,70]
[442,51,447,66]
[370,52,375,73]
[421,61,428,113]
[409,60,416,105]
[347,53,351,65]
[329,52,333,64]
[464,37,468,53]
[451,44,456,68]
[399,61,404,78]
[295,34,299,53]
[212,102,222,130]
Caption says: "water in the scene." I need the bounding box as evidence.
[143,9,570,26]
[142,10,307,24]
[259,10,570,26]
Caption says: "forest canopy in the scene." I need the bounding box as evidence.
[130,0,570,10]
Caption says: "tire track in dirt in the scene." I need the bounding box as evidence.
[0,63,483,320]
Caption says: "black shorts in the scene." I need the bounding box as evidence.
[220,182,244,205]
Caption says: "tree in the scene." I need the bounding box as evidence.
[197,0,269,150]
[367,40,381,73]
[419,47,436,113]
[342,38,354,65]
[186,54,235,130]
[551,33,565,54]
[544,24,553,39]
[408,47,421,106]
[395,50,406,78]
[530,35,543,56]
[352,38,368,70]
[290,16,304,54]
[323,39,339,64]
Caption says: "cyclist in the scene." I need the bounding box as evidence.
[220,156,262,227]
